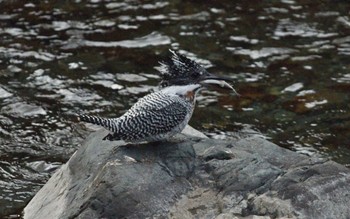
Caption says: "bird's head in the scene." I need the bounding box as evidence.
[156,50,238,95]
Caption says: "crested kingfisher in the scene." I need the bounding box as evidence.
[78,50,236,142]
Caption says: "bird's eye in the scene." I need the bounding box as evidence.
[161,81,169,87]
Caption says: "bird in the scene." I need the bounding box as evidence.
[78,51,236,142]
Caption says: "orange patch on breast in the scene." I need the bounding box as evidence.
[185,91,195,102]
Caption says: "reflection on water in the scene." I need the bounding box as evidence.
[1,0,350,217]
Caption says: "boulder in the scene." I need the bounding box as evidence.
[23,126,350,219]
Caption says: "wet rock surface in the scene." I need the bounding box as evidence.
[23,127,350,219]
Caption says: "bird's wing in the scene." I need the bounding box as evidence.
[128,91,170,112]
[107,97,189,141]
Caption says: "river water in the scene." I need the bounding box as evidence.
[1,0,350,217]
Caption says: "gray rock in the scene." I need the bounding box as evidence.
[23,126,350,219]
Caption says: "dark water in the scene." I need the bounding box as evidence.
[1,0,350,217]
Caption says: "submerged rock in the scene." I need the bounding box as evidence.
[23,126,350,219]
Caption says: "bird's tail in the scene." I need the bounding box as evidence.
[78,114,117,132]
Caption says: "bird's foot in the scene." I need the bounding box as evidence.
[103,133,113,141]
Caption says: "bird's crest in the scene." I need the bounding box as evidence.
[156,50,208,87]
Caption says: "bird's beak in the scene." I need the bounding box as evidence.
[200,75,239,96]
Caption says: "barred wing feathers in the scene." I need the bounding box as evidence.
[104,99,189,141]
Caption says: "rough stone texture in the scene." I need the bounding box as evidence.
[23,126,350,219]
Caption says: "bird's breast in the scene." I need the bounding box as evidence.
[184,90,195,102]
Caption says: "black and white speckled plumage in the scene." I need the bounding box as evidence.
[78,51,235,142]
[156,50,211,88]
[79,84,200,142]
